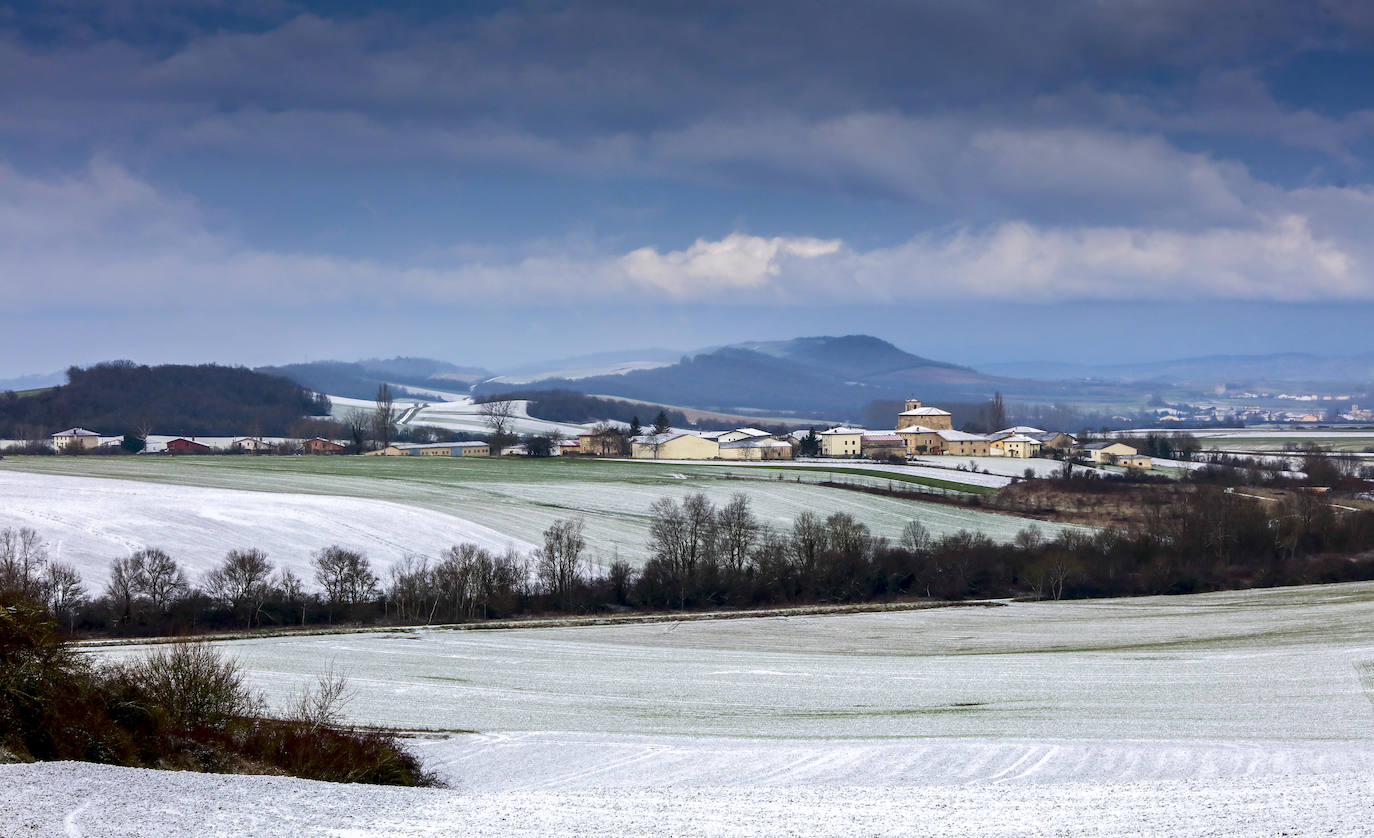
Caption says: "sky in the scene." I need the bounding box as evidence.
[4,0,1374,377]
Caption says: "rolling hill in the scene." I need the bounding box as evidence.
[471,335,1103,418]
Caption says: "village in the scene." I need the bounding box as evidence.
[44,396,1155,470]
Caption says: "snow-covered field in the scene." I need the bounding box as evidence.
[0,471,532,586]
[10,582,1374,836]
[0,457,1076,579]
[402,396,593,437]
[5,757,1370,837]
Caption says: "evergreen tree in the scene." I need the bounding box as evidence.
[652,410,671,435]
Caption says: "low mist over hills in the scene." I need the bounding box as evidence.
[257,357,490,401]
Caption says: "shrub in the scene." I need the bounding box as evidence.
[105,641,260,732]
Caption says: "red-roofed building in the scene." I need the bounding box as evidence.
[301,437,346,455]
[165,437,212,454]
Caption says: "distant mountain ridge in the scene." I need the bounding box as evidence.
[981,352,1374,387]
[471,335,1088,418]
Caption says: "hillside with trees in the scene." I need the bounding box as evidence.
[477,389,691,428]
[260,357,488,401]
[0,362,331,439]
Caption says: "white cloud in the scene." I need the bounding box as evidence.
[0,161,1369,311]
[621,234,842,298]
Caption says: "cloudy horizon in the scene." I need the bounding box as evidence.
[4,1,1374,377]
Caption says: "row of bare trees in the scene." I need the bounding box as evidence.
[10,480,1374,638]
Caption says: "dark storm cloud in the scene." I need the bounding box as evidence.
[3,1,1374,327]
[3,1,1373,138]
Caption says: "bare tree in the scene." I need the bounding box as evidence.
[287,668,354,731]
[204,548,274,628]
[536,518,587,607]
[790,511,826,578]
[272,567,308,626]
[386,555,434,623]
[42,562,86,632]
[106,555,142,625]
[647,494,717,607]
[900,520,930,553]
[344,408,372,453]
[479,398,518,453]
[716,494,758,572]
[373,383,398,449]
[0,526,48,599]
[133,548,189,613]
[312,546,378,621]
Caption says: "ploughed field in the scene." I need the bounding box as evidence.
[8,582,1374,836]
[0,455,1077,584]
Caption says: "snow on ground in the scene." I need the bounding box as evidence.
[5,759,1371,837]
[627,457,1017,488]
[401,396,592,437]
[93,583,1374,743]
[0,470,533,586]
[905,455,1108,480]
[21,582,1374,836]
[0,457,1075,570]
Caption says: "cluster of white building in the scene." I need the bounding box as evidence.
[602,398,1088,464]
[817,399,1077,461]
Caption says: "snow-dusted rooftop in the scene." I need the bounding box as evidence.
[720,437,791,449]
[51,427,99,437]
[997,426,1047,435]
[899,407,952,416]
[896,425,941,434]
[937,429,991,442]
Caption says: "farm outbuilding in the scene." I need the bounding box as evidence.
[363,445,412,456]
[896,425,945,456]
[631,432,720,460]
[936,430,991,457]
[577,427,630,457]
[165,437,212,454]
[1080,441,1138,464]
[407,442,490,457]
[1114,454,1153,470]
[719,437,793,460]
[301,438,346,455]
[861,433,906,461]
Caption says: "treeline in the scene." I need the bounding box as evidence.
[0,361,331,439]
[8,481,1374,641]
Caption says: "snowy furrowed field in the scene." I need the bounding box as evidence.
[0,470,533,587]
[0,456,1073,580]
[15,582,1373,836]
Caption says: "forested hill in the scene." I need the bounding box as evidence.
[0,362,331,438]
